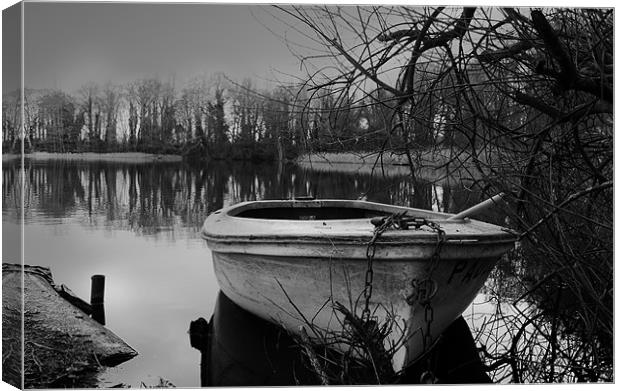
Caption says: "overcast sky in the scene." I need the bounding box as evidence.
[7,1,599,94]
[17,1,305,92]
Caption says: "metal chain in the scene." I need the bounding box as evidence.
[425,220,446,278]
[363,214,444,321]
[364,213,446,382]
[362,213,403,322]
[405,220,445,306]
[420,220,445,384]
[420,221,445,348]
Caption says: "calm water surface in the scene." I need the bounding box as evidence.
[2,159,514,387]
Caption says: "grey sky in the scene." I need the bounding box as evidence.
[21,1,304,92]
[2,2,21,93]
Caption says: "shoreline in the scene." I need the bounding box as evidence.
[2,152,183,163]
[297,151,408,176]
[297,151,489,182]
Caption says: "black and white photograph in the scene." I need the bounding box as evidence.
[1,1,614,388]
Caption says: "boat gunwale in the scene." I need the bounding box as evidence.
[202,199,518,244]
[202,232,517,244]
[221,199,454,221]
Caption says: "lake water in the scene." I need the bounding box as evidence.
[2,158,520,386]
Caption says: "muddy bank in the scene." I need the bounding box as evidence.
[2,264,137,388]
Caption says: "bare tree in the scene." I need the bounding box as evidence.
[2,90,22,150]
[275,6,613,383]
[78,82,101,144]
[101,82,121,146]
[127,78,163,149]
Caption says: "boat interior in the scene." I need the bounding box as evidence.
[235,206,386,220]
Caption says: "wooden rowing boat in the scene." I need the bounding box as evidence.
[201,199,517,372]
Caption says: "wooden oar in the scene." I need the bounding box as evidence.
[447,193,506,221]
[369,193,507,228]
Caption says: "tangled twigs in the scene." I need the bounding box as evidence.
[299,326,330,385]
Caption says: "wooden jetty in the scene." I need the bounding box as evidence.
[2,263,137,388]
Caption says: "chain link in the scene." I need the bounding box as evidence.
[420,221,445,351]
[363,214,445,322]
[420,220,445,383]
[362,213,403,322]
[363,214,446,383]
[404,220,445,306]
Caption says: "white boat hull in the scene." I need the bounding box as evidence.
[202,200,516,371]
[210,249,502,371]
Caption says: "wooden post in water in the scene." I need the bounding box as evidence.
[90,275,106,325]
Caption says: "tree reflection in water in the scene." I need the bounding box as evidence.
[4,159,485,236]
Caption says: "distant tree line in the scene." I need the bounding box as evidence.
[2,73,459,161]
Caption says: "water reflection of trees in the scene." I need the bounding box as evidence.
[2,163,23,219]
[3,160,489,236]
[470,245,612,383]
